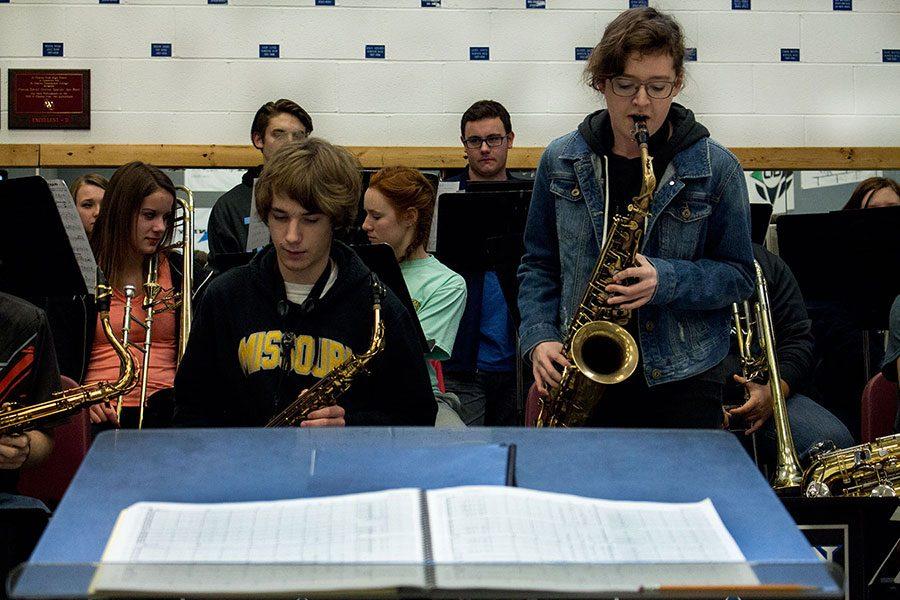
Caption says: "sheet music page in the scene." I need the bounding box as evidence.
[426,486,745,564]
[99,488,424,564]
[245,178,270,251]
[47,179,97,291]
[91,489,426,595]
[427,181,460,252]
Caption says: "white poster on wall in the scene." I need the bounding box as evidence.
[800,170,882,190]
[744,171,794,214]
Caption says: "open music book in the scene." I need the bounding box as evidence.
[90,486,758,597]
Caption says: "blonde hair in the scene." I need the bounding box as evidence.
[255,138,361,230]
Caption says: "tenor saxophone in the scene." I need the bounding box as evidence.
[266,276,386,427]
[535,117,653,427]
[803,434,899,497]
[0,272,137,435]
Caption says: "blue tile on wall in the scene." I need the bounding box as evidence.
[780,48,800,62]
[630,0,649,8]
[832,0,852,10]
[421,0,441,6]
[732,0,751,9]
[259,44,280,58]
[43,43,64,57]
[685,48,697,62]
[316,0,336,5]
[366,45,386,59]
[151,43,172,57]
[575,47,592,61]
[883,49,900,63]
[526,1,546,8]
[99,1,121,4]
[469,47,490,61]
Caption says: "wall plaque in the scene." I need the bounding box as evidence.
[8,69,91,130]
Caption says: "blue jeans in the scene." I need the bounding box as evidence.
[753,393,855,464]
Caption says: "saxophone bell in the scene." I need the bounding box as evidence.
[571,321,639,385]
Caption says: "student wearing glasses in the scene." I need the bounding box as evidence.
[207,99,313,272]
[441,100,520,425]
[519,7,754,428]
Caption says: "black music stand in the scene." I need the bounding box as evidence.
[466,179,535,194]
[777,206,900,331]
[750,202,774,245]
[351,243,429,354]
[433,190,530,327]
[0,176,88,301]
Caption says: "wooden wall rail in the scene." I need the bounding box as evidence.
[2,144,898,170]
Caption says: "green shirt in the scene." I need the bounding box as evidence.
[400,255,467,392]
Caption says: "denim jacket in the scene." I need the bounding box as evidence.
[517,129,754,386]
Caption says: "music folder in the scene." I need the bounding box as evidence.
[0,176,95,300]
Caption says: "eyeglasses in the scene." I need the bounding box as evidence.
[609,77,677,99]
[462,134,509,149]
[271,129,308,142]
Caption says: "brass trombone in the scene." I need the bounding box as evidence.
[732,260,803,493]
[114,185,194,429]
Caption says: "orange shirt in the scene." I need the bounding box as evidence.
[83,258,178,407]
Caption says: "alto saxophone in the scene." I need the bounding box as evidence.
[732,260,803,493]
[535,117,653,427]
[0,272,137,435]
[266,276,386,427]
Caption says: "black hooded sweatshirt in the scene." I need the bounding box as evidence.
[206,166,262,271]
[577,103,710,231]
[173,241,437,427]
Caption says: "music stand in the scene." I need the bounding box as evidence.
[434,190,530,328]
[465,179,534,194]
[351,243,430,354]
[0,176,88,301]
[777,206,900,330]
[750,202,774,245]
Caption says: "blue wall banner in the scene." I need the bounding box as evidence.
[208,0,228,4]
[883,49,900,63]
[686,47,697,62]
[151,43,172,58]
[630,0,649,8]
[525,1,545,9]
[421,1,441,6]
[732,0,751,9]
[316,0,335,5]
[832,0,851,10]
[99,1,120,4]
[366,45,386,59]
[42,43,64,57]
[575,47,592,61]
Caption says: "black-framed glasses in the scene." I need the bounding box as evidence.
[609,77,677,99]
[462,134,509,149]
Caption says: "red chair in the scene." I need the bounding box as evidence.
[861,372,899,443]
[17,375,92,509]
[524,383,541,427]
[428,360,446,394]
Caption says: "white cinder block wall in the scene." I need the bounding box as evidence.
[0,0,897,148]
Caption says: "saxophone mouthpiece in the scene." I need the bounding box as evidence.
[631,116,649,146]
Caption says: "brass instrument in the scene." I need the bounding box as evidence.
[0,273,137,435]
[266,277,386,427]
[126,185,194,429]
[731,261,803,492]
[803,434,899,497]
[535,118,652,427]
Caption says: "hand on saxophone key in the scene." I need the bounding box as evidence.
[605,254,658,310]
[300,404,346,428]
[89,402,121,427]
[531,341,570,395]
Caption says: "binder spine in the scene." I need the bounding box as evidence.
[420,489,436,589]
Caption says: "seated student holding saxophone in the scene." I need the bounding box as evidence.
[1,293,58,586]
[52,162,213,429]
[519,6,754,428]
[173,139,437,428]
[363,166,468,425]
[69,173,108,237]
[724,244,854,465]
